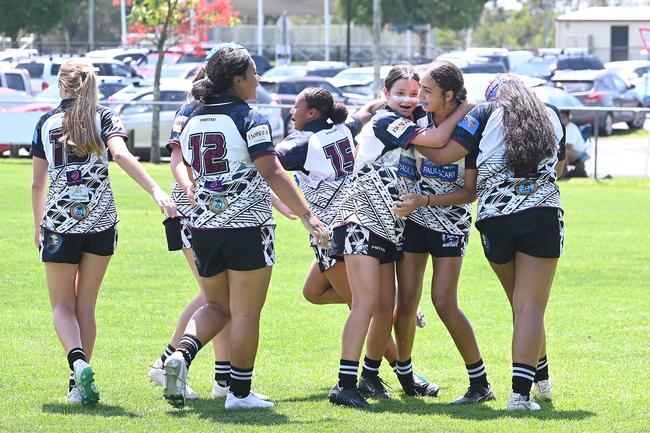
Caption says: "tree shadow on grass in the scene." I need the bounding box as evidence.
[41,403,140,418]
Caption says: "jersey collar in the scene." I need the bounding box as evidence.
[302,119,331,133]
[204,94,248,106]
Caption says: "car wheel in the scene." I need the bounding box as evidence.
[627,106,646,130]
[600,113,613,136]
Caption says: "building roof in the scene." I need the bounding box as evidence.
[230,0,336,17]
[557,6,650,22]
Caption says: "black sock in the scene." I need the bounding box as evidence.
[215,361,231,387]
[389,360,398,376]
[534,356,549,382]
[230,365,253,398]
[512,363,536,397]
[68,371,75,392]
[67,347,86,371]
[177,334,202,368]
[338,359,359,390]
[161,344,175,364]
[466,359,489,388]
[361,356,381,378]
[396,358,413,384]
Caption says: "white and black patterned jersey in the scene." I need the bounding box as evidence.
[407,145,476,236]
[30,99,127,234]
[168,181,193,218]
[451,102,566,224]
[275,117,361,227]
[334,106,428,245]
[167,95,276,230]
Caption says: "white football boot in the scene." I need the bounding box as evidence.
[507,392,541,411]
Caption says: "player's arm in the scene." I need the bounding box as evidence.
[410,100,474,149]
[31,157,48,247]
[393,168,477,217]
[254,154,328,247]
[169,144,196,205]
[352,97,385,124]
[107,136,177,217]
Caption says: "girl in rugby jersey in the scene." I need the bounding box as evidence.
[416,74,565,411]
[392,60,494,405]
[277,87,425,389]
[30,59,176,405]
[160,44,328,411]
[327,64,474,409]
[150,61,290,401]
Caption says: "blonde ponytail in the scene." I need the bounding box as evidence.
[58,59,103,157]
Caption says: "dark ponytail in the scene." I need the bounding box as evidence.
[303,87,348,124]
[191,45,251,103]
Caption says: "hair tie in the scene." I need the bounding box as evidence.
[485,74,524,102]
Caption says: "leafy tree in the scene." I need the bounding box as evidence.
[0,0,74,47]
[337,0,487,30]
[473,0,557,50]
[128,0,237,163]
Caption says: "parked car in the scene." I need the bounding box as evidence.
[515,54,605,81]
[262,61,348,80]
[85,48,150,67]
[605,60,650,84]
[531,85,596,127]
[0,88,56,154]
[251,54,272,76]
[551,69,644,135]
[36,79,130,104]
[260,76,367,135]
[159,62,203,80]
[632,75,650,107]
[330,65,392,89]
[118,81,283,160]
[17,56,142,92]
[0,68,33,95]
[438,50,508,73]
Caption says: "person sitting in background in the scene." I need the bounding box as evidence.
[561,110,588,178]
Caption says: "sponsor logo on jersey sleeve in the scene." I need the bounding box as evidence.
[387,117,413,138]
[172,116,188,133]
[458,114,479,135]
[246,124,271,147]
[32,128,39,144]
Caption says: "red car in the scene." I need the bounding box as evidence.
[0,88,56,154]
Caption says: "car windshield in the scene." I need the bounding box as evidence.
[515,59,554,77]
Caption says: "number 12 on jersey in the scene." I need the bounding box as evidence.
[189,132,229,175]
[323,138,354,179]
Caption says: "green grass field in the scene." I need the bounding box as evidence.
[1,159,649,433]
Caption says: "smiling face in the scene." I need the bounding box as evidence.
[383,78,421,118]
[418,73,453,114]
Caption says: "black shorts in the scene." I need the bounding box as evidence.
[476,207,564,265]
[164,217,192,251]
[402,219,468,257]
[39,226,118,264]
[311,234,338,273]
[190,226,276,278]
[330,223,402,264]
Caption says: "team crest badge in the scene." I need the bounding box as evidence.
[208,196,228,214]
[514,179,539,196]
[70,203,90,221]
[45,233,62,253]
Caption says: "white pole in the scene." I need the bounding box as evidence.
[372,0,381,97]
[257,0,263,56]
[120,0,127,46]
[324,0,330,61]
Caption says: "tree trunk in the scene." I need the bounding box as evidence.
[149,38,166,164]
